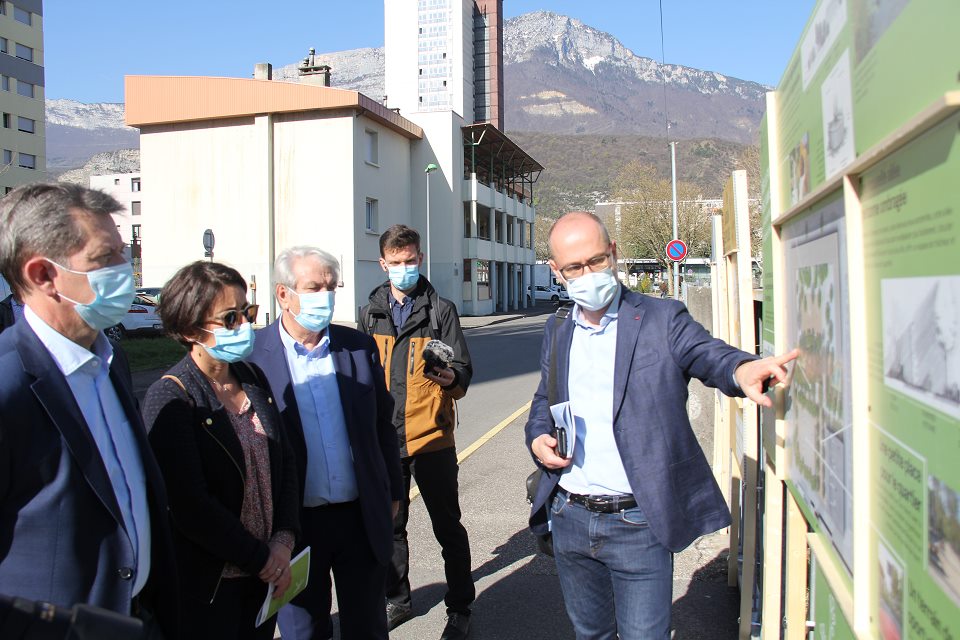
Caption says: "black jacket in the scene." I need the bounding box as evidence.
[358,277,472,457]
[142,355,300,604]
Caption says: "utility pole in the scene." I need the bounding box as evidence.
[670,141,679,300]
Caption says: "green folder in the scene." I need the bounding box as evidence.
[256,546,311,627]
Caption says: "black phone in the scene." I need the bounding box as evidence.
[552,426,568,459]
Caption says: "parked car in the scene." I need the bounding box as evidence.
[527,284,570,302]
[105,294,163,340]
[136,287,163,301]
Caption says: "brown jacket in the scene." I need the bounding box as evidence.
[358,278,472,457]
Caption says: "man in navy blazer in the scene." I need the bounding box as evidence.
[526,212,797,639]
[0,184,178,636]
[249,246,403,640]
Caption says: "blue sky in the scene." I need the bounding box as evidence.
[44,1,816,103]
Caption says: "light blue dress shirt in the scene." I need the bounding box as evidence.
[279,320,359,506]
[558,297,633,496]
[24,306,151,595]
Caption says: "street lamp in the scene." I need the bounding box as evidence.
[424,163,439,281]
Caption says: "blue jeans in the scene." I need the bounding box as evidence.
[550,492,673,640]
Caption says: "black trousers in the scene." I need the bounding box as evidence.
[386,446,475,614]
[277,500,388,640]
[180,575,274,640]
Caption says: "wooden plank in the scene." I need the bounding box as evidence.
[784,493,809,640]
[760,464,785,640]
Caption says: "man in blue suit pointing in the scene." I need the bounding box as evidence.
[526,212,797,640]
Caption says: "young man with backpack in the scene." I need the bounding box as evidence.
[358,224,474,640]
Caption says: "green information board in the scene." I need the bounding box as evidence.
[773,0,960,214]
[861,110,960,639]
[781,192,855,576]
[812,551,857,639]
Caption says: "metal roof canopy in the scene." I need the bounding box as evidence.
[462,123,542,203]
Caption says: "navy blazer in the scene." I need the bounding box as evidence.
[525,288,755,552]
[0,319,179,635]
[249,321,404,565]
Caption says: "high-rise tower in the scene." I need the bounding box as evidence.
[385,0,503,128]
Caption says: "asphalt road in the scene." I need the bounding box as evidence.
[132,303,739,639]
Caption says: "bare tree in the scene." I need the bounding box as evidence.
[610,160,714,272]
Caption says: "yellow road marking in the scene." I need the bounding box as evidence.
[408,401,532,502]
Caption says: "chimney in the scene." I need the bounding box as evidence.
[298,47,332,87]
[254,62,273,80]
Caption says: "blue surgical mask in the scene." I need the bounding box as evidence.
[198,322,256,363]
[288,288,334,333]
[388,264,420,291]
[566,269,619,311]
[48,259,136,331]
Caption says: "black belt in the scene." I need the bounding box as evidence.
[559,490,637,513]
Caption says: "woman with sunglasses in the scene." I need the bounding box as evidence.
[142,261,300,639]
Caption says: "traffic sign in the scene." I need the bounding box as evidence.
[666,239,688,262]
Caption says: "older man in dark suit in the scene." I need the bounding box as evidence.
[526,211,798,639]
[250,246,403,640]
[0,183,178,636]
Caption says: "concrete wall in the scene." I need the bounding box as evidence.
[408,110,465,308]
[140,109,419,325]
[139,116,270,316]
[352,114,413,310]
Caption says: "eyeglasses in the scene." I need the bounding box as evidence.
[558,253,613,280]
[205,304,259,330]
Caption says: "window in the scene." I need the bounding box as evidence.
[2,113,9,128]
[477,207,490,239]
[364,130,378,165]
[13,7,30,25]
[476,260,490,300]
[3,149,10,164]
[18,152,35,169]
[114,178,120,185]
[506,215,514,245]
[15,43,32,62]
[527,222,533,249]
[365,198,378,232]
[1,76,7,91]
[131,201,142,216]
[16,80,33,98]
[17,116,34,133]
[462,259,471,283]
[131,177,141,192]
[463,203,472,238]
[0,38,6,54]
[495,213,503,243]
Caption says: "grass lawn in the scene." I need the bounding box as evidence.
[120,336,186,372]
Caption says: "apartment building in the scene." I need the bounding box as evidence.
[89,172,143,285]
[0,0,43,191]
[126,0,539,320]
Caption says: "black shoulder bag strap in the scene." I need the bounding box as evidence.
[527,303,573,556]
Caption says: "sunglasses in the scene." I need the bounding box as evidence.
[206,304,259,330]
